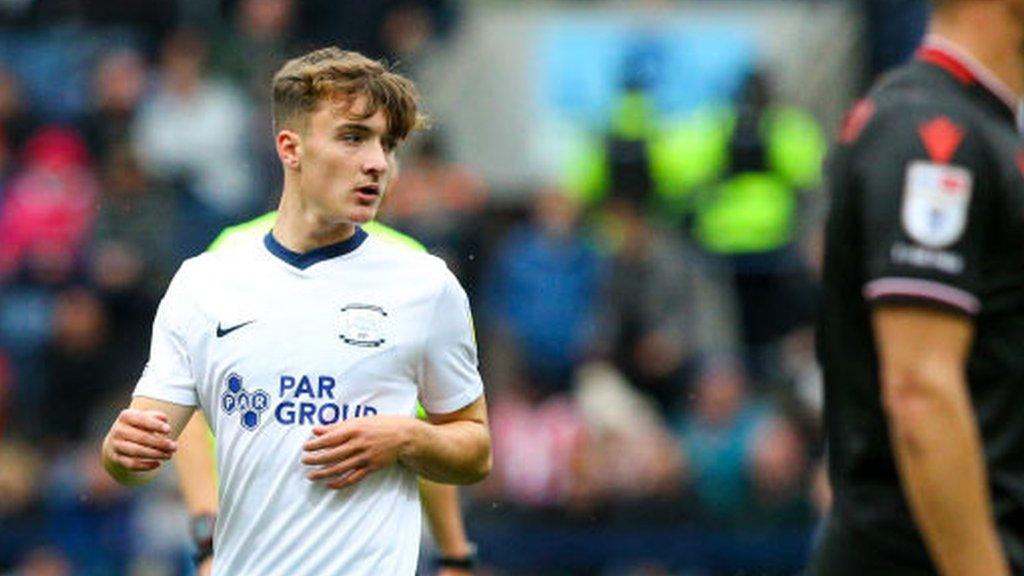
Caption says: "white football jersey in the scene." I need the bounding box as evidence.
[134,228,484,576]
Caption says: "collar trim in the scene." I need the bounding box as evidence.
[263,227,368,269]
[917,36,1020,119]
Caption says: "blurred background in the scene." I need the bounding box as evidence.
[0,0,931,574]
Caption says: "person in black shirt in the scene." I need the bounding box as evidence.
[809,1,1024,575]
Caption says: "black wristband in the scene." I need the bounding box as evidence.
[193,545,213,566]
[190,513,216,566]
[436,543,477,570]
[436,555,476,570]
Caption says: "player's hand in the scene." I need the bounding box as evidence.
[301,416,416,490]
[103,409,178,471]
[437,567,473,576]
[196,557,213,576]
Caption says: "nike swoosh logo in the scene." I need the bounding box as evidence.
[216,320,256,338]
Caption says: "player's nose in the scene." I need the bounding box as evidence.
[362,141,389,177]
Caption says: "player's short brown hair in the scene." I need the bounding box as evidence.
[271,47,424,142]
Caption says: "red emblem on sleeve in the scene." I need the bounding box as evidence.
[1016,151,1024,178]
[918,117,963,164]
[839,99,875,144]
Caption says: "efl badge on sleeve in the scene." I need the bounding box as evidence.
[901,161,972,249]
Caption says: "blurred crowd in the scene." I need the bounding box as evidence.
[0,1,838,574]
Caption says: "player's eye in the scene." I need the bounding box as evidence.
[339,132,363,144]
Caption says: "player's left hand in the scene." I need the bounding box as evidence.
[301,416,416,490]
[196,557,213,576]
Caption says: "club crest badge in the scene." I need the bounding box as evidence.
[901,160,972,249]
[339,303,388,347]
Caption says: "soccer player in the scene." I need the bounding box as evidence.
[176,213,478,575]
[809,1,1024,575]
[101,47,491,575]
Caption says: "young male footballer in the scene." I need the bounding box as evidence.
[102,47,491,575]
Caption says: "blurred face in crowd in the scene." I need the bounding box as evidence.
[241,0,293,40]
[94,50,146,113]
[695,364,746,427]
[288,94,395,228]
[162,32,207,94]
[0,68,23,121]
[533,188,579,238]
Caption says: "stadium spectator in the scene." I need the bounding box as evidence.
[297,0,459,63]
[211,0,296,103]
[0,127,97,439]
[0,127,97,281]
[673,361,776,524]
[747,414,812,526]
[45,446,137,574]
[481,188,601,396]
[40,287,114,447]
[132,28,256,256]
[0,350,9,435]
[8,547,71,576]
[573,361,683,505]
[383,131,488,288]
[482,386,587,509]
[593,196,738,416]
[0,440,47,571]
[209,0,297,207]
[673,70,825,383]
[561,39,690,219]
[0,68,38,177]
[90,146,178,298]
[80,48,149,163]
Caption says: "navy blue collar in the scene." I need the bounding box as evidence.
[263,227,368,269]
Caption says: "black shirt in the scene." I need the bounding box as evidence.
[814,40,1024,573]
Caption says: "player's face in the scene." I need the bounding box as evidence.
[297,95,395,226]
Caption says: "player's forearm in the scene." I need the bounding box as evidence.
[885,371,1009,576]
[174,412,219,515]
[419,479,472,557]
[400,419,491,484]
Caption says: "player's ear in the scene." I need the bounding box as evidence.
[276,129,302,170]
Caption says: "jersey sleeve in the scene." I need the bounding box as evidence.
[417,269,484,415]
[133,262,200,405]
[855,106,991,316]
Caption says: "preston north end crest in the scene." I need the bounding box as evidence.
[339,303,388,348]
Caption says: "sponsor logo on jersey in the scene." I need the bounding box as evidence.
[216,319,256,338]
[221,373,270,430]
[339,303,388,347]
[901,161,972,249]
[890,241,964,274]
[222,371,380,429]
[274,374,377,426]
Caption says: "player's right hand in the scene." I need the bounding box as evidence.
[103,409,178,471]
